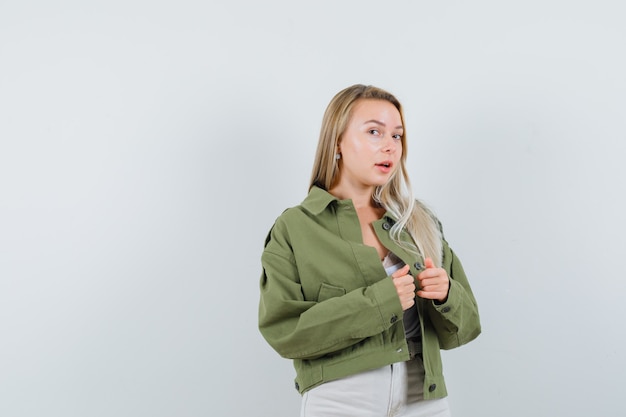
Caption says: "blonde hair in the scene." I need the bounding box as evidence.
[309,84,443,266]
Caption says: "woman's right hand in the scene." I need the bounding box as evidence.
[391,264,416,311]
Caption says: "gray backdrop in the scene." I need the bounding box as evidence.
[1,1,625,416]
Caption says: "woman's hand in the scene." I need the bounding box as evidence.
[417,257,450,303]
[391,264,416,311]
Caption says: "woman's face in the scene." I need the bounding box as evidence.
[336,99,404,191]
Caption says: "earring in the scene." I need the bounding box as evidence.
[335,153,341,160]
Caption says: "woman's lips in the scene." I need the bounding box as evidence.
[375,161,393,173]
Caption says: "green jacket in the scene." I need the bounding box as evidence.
[258,186,481,398]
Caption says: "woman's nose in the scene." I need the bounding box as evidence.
[382,136,397,153]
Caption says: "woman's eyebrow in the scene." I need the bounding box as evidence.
[363,119,403,130]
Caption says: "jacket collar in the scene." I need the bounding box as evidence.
[301,186,397,223]
[301,186,338,215]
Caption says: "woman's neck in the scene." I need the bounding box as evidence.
[328,184,377,209]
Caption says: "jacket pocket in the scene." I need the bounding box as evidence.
[317,283,346,301]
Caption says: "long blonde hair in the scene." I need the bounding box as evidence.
[309,84,443,266]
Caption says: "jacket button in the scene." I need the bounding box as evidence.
[295,382,300,391]
[414,262,422,269]
[428,384,437,392]
[382,222,391,230]
[441,306,451,313]
[390,314,398,323]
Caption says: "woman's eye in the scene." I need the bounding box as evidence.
[392,134,403,141]
[368,129,380,136]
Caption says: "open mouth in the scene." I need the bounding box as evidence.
[376,161,392,168]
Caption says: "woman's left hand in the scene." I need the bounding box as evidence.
[416,257,450,303]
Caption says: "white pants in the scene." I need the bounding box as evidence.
[300,358,451,417]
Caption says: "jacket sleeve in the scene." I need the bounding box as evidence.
[425,238,481,350]
[258,220,404,360]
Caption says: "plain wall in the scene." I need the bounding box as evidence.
[1,1,625,416]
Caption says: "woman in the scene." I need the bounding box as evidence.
[258,84,481,416]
